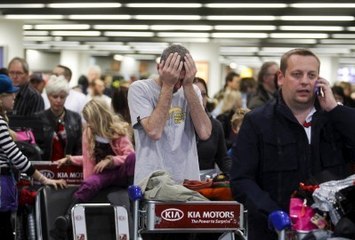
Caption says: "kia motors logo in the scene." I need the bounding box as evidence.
[161,208,184,221]
[40,170,55,179]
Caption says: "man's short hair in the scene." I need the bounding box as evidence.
[57,64,72,81]
[8,57,29,74]
[160,44,189,63]
[280,49,320,75]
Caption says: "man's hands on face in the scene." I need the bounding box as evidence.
[182,54,197,87]
[158,52,183,89]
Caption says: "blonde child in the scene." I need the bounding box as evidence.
[53,99,135,238]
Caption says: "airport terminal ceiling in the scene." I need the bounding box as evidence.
[1,0,355,66]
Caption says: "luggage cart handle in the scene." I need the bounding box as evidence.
[128,185,143,240]
[268,211,291,240]
[128,185,143,201]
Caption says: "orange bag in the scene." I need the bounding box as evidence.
[183,174,234,201]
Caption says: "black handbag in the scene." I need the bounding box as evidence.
[335,185,355,221]
[334,185,355,238]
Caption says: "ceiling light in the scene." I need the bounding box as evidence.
[229,63,238,69]
[257,51,286,56]
[270,33,328,38]
[279,26,343,31]
[89,51,111,56]
[157,32,209,38]
[261,47,300,52]
[205,3,287,8]
[290,3,355,8]
[332,34,355,39]
[48,3,121,8]
[35,24,90,30]
[92,45,132,53]
[52,45,90,50]
[310,48,350,54]
[220,47,259,53]
[347,27,355,31]
[134,48,164,54]
[104,31,155,37]
[228,56,260,62]
[24,36,54,41]
[114,55,124,61]
[215,25,276,30]
[0,4,45,8]
[126,3,202,8]
[86,42,124,45]
[267,39,318,44]
[51,31,101,36]
[128,42,169,47]
[160,38,210,43]
[91,45,131,51]
[24,31,49,36]
[135,15,201,20]
[24,44,51,49]
[5,15,64,19]
[207,16,276,21]
[211,33,268,38]
[221,52,256,56]
[320,39,355,44]
[65,37,108,41]
[69,15,131,20]
[94,25,149,30]
[47,41,80,46]
[126,54,158,60]
[280,16,354,21]
[23,25,33,30]
[151,25,213,31]
[316,44,355,49]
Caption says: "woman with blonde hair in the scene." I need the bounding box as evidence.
[52,99,135,238]
[217,90,243,148]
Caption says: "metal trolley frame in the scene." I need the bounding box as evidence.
[129,186,247,240]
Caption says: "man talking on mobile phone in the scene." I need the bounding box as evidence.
[229,48,355,240]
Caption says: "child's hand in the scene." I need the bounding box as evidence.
[94,157,113,173]
[56,156,70,169]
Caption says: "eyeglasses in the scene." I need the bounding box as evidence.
[9,71,25,77]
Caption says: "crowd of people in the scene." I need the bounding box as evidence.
[1,44,355,240]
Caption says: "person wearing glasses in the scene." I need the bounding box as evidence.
[7,57,44,116]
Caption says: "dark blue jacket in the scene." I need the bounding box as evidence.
[230,93,355,240]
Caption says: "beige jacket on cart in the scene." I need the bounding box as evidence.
[138,170,208,201]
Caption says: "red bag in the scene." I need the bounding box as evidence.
[183,174,234,201]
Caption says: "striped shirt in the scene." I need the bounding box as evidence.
[13,82,44,116]
[0,116,34,175]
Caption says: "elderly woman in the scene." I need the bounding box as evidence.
[36,75,82,161]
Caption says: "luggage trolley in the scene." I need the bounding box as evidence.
[128,185,247,240]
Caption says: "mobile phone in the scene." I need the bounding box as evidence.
[315,86,324,97]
